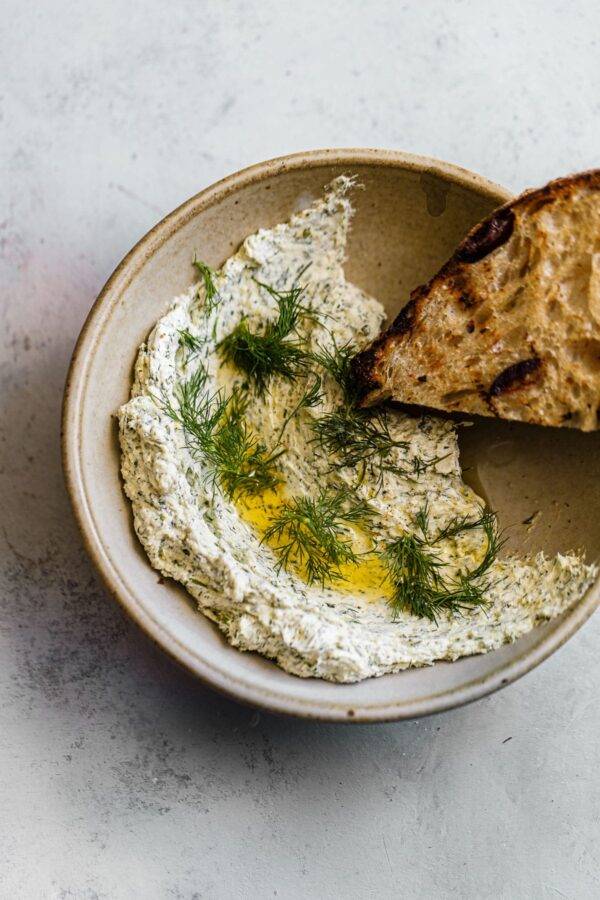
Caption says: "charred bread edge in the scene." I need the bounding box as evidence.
[351,168,600,405]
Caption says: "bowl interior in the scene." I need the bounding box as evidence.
[64,152,600,721]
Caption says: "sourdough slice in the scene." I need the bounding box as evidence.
[352,169,600,431]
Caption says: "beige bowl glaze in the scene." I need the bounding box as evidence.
[62,149,600,722]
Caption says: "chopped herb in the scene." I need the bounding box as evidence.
[522,511,540,527]
[193,259,219,316]
[262,486,374,586]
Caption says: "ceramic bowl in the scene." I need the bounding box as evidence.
[62,149,600,722]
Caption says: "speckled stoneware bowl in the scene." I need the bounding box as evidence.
[62,149,600,722]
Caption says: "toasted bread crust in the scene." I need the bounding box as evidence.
[352,169,600,430]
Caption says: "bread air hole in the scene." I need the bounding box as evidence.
[547,298,561,319]
[561,254,593,317]
[474,305,493,326]
[517,237,532,279]
[500,285,525,313]
[441,388,480,405]
[569,339,600,372]
[492,323,530,349]
[505,236,521,263]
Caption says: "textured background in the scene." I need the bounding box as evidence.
[2,1,600,898]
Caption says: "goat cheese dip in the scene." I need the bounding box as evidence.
[119,178,596,682]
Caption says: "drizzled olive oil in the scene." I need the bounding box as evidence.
[238,486,390,601]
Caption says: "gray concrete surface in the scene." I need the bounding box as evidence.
[2,1,600,897]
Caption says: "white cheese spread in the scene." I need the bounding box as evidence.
[119,178,596,682]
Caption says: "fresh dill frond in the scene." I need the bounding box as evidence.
[159,365,211,430]
[160,372,282,500]
[380,506,501,622]
[219,278,316,394]
[312,406,409,475]
[410,578,490,622]
[409,453,451,477]
[219,321,309,394]
[277,375,324,442]
[380,535,444,620]
[209,390,284,499]
[310,339,446,485]
[462,512,503,579]
[178,329,203,352]
[178,329,206,366]
[193,259,219,316]
[313,401,448,489]
[262,486,374,586]
[296,374,323,410]
[253,277,317,331]
[382,453,449,483]
[415,502,430,538]
[311,339,360,405]
[433,508,498,545]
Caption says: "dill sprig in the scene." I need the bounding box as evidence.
[193,259,219,316]
[310,340,442,486]
[178,329,206,366]
[381,506,502,622]
[311,339,360,405]
[383,452,450,482]
[218,279,316,394]
[277,375,324,442]
[160,369,282,500]
[380,536,445,620]
[210,390,284,499]
[434,508,496,543]
[312,407,409,475]
[450,511,502,580]
[262,486,374,586]
[311,341,401,468]
[159,365,210,425]
[178,329,202,353]
[219,321,308,393]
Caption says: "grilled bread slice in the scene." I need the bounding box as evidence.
[352,169,600,431]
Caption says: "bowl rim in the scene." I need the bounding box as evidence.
[62,147,600,722]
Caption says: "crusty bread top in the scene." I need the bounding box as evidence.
[351,169,600,431]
